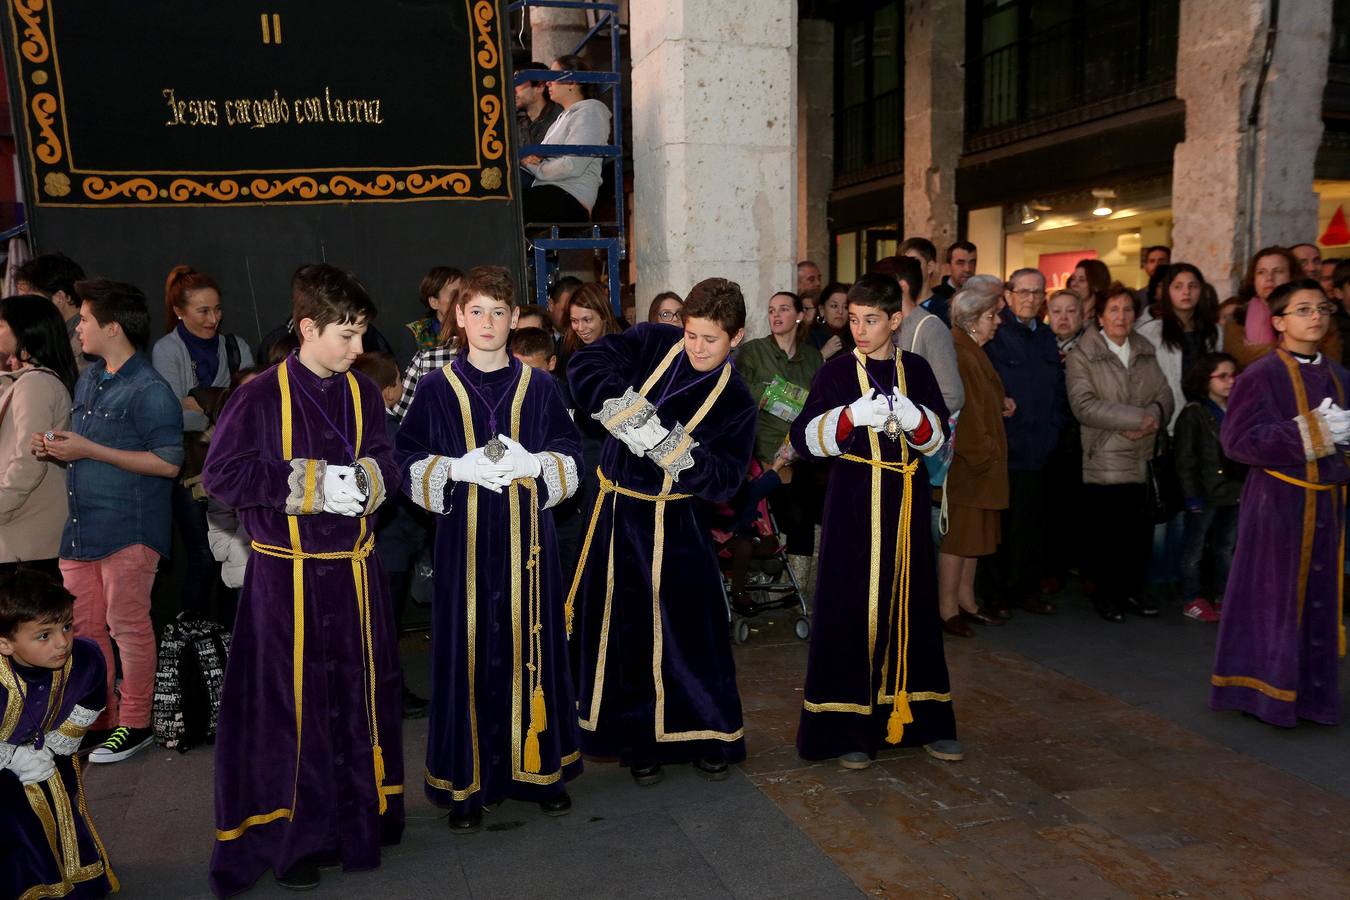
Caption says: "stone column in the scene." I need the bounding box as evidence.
[1171,0,1331,295]
[797,17,833,270]
[529,5,591,66]
[902,0,964,249]
[629,0,797,336]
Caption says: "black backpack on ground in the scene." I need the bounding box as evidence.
[152,618,231,753]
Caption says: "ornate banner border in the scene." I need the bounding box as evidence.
[6,0,510,206]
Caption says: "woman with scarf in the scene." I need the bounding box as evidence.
[152,265,254,619]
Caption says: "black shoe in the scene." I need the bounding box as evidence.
[448,809,482,833]
[630,763,663,786]
[79,728,115,755]
[88,726,155,764]
[275,863,320,891]
[402,687,429,720]
[1122,595,1159,617]
[1095,599,1126,623]
[540,792,572,816]
[692,758,730,781]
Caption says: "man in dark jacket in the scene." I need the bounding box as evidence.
[980,267,1066,616]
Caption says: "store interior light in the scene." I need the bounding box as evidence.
[1020,203,1039,225]
[1091,189,1116,217]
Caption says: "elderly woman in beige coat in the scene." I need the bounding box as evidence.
[0,295,80,576]
[1066,283,1174,623]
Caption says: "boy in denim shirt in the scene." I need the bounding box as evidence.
[32,279,183,764]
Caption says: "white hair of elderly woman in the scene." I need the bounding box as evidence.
[951,274,1004,331]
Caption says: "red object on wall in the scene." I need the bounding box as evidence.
[1321,205,1350,246]
[1038,250,1096,292]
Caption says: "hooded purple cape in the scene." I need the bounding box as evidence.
[1,638,114,899]
[567,324,757,766]
[1211,349,1350,726]
[789,349,956,760]
[395,359,584,813]
[202,358,404,896]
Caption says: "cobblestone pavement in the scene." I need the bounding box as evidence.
[83,591,1350,898]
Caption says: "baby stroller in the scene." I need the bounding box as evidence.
[711,461,811,645]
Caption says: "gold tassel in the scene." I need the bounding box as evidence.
[524,726,542,774]
[885,709,905,745]
[565,599,574,636]
[531,685,547,731]
[894,690,914,725]
[373,744,388,814]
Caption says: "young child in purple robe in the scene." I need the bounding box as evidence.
[1,569,116,899]
[1212,279,1350,727]
[396,266,584,832]
[203,265,404,894]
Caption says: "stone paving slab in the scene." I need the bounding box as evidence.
[76,593,1350,899]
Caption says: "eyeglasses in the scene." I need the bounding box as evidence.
[1010,289,1047,300]
[1279,304,1337,318]
[1209,372,1236,381]
[657,310,682,322]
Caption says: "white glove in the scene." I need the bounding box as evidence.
[628,417,670,453]
[1317,398,1350,443]
[450,447,514,494]
[889,389,923,432]
[5,744,55,784]
[847,390,888,430]
[496,435,543,480]
[322,465,366,516]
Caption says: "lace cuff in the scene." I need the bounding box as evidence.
[646,422,699,482]
[284,458,326,515]
[45,704,101,756]
[1296,409,1338,461]
[407,455,453,514]
[0,741,14,769]
[593,387,658,436]
[536,452,579,509]
[803,407,845,458]
[356,457,387,516]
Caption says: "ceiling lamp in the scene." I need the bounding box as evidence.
[1020,203,1039,225]
[1091,189,1116,217]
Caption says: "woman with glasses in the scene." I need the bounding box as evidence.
[648,291,683,325]
[1066,283,1174,622]
[1211,280,1350,727]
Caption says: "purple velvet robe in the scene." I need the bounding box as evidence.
[568,324,757,766]
[1,638,114,899]
[1211,350,1350,726]
[395,359,584,813]
[202,358,404,896]
[790,350,956,760]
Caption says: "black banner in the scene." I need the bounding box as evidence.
[4,0,512,206]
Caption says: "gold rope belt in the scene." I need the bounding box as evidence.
[564,467,692,634]
[249,535,395,813]
[842,451,922,742]
[1261,469,1348,656]
[1263,469,1340,491]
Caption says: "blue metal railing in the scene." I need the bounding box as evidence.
[508,0,626,315]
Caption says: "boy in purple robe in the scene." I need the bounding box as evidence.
[790,274,960,769]
[396,266,584,832]
[1,569,116,899]
[202,265,404,894]
[1212,279,1350,726]
[567,278,757,786]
